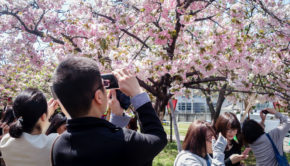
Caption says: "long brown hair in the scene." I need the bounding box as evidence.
[182,120,216,157]
[215,112,242,145]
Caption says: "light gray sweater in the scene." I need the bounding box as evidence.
[174,134,227,166]
[250,112,290,166]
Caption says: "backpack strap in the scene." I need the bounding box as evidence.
[50,135,60,166]
[266,133,281,156]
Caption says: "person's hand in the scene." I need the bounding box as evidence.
[108,90,124,116]
[229,154,248,164]
[56,100,71,119]
[260,110,266,122]
[113,69,143,97]
[0,122,10,135]
[47,98,58,118]
[264,108,276,114]
[212,133,227,152]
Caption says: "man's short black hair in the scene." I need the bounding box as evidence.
[53,57,103,118]
[242,119,265,144]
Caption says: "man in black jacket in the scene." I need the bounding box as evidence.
[52,57,167,166]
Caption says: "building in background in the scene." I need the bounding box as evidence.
[165,90,275,123]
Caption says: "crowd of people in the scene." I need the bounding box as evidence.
[0,57,288,166]
[174,108,290,166]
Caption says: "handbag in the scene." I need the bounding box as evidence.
[266,133,289,166]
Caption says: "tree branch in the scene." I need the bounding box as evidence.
[137,77,157,96]
[120,29,151,49]
[34,9,46,31]
[281,42,289,52]
[183,76,226,86]
[61,33,83,52]
[187,86,276,95]
[0,10,78,48]
[132,36,150,60]
[92,11,151,49]
[257,0,290,26]
[194,15,216,22]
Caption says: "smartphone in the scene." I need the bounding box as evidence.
[262,110,269,114]
[50,86,58,99]
[116,90,131,110]
[101,74,119,89]
[242,148,251,156]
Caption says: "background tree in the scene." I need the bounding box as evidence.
[0,0,289,120]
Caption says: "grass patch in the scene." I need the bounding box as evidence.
[153,142,179,166]
[163,122,190,137]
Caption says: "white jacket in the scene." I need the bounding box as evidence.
[0,133,58,166]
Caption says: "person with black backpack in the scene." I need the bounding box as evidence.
[242,108,290,166]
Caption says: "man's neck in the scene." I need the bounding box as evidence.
[76,110,103,119]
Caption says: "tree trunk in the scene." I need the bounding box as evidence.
[137,75,172,120]
[204,94,215,120]
[213,84,227,125]
[154,96,170,120]
[202,84,227,125]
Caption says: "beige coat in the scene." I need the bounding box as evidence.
[0,132,58,166]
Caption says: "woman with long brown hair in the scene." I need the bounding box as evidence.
[215,112,248,166]
[174,120,227,166]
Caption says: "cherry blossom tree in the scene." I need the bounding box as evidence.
[0,0,289,119]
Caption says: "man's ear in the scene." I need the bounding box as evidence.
[93,89,105,105]
[40,113,47,122]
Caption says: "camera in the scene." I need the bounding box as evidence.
[262,110,269,114]
[101,74,131,110]
[116,90,131,110]
[101,74,119,89]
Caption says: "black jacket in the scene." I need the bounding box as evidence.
[224,140,242,166]
[52,102,167,166]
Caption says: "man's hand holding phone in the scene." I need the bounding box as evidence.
[263,108,276,114]
[112,69,143,97]
[47,98,59,118]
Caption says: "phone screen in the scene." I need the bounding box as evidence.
[242,148,251,156]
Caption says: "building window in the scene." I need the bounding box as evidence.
[178,103,182,110]
[193,103,205,113]
[178,103,186,112]
[186,103,192,113]
[181,103,186,110]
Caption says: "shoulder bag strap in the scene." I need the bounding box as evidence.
[266,133,281,155]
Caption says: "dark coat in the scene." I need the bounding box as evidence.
[224,140,242,166]
[52,102,167,166]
